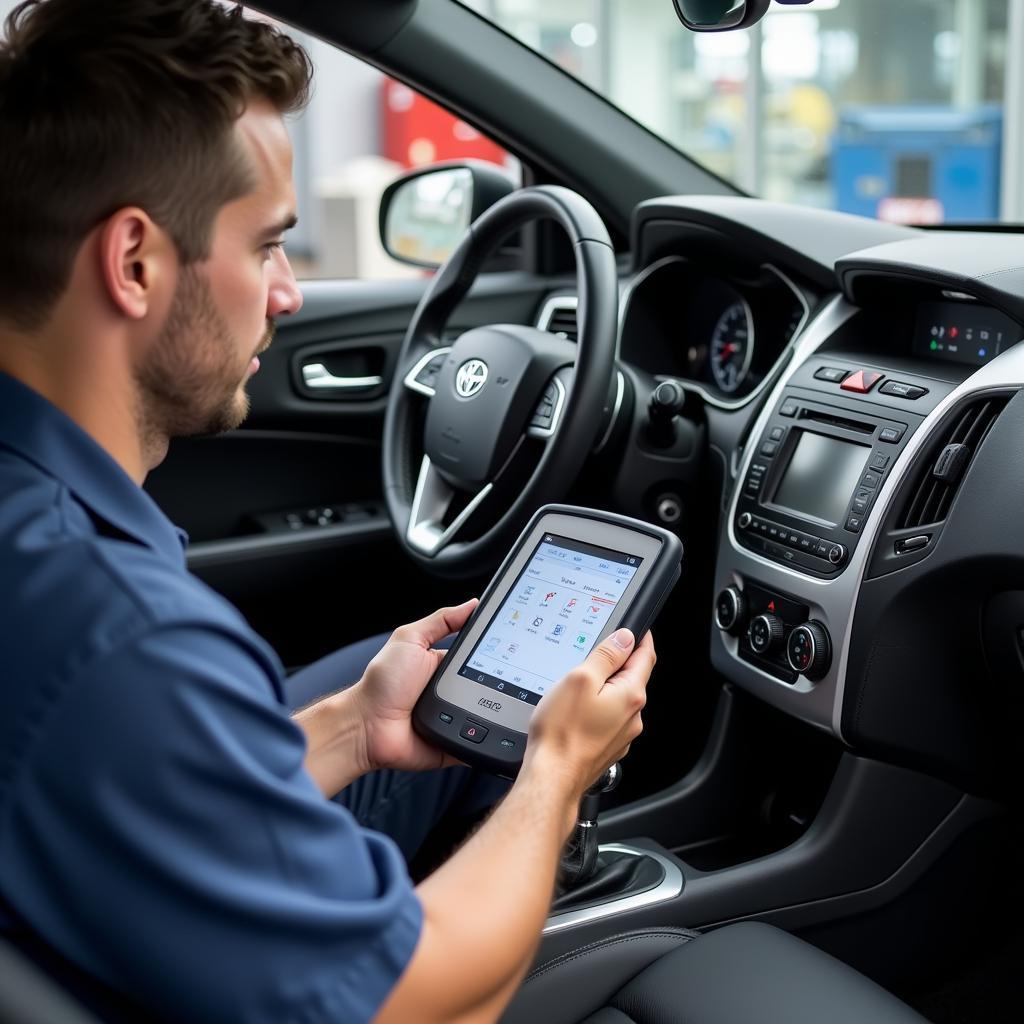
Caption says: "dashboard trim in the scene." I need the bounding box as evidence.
[715,295,1024,738]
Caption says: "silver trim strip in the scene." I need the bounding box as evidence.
[406,455,493,555]
[403,347,453,398]
[542,843,684,934]
[714,294,1024,738]
[301,363,383,391]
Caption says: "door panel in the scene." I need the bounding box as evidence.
[145,270,556,665]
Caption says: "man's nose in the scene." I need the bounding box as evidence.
[267,248,304,318]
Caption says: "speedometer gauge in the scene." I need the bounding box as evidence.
[709,300,754,393]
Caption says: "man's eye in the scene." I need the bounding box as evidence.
[262,241,285,259]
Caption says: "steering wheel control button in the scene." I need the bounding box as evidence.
[748,614,784,656]
[459,721,488,744]
[813,367,850,383]
[787,622,832,680]
[878,425,906,444]
[715,586,746,634]
[438,712,454,724]
[879,380,928,400]
[841,370,884,394]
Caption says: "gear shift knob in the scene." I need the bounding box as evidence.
[558,762,622,892]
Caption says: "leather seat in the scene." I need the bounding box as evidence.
[502,922,928,1024]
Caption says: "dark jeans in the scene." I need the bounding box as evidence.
[284,632,507,865]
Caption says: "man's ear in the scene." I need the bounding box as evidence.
[97,208,174,320]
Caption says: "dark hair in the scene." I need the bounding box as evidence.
[0,0,313,329]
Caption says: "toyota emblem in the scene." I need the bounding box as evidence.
[455,358,488,398]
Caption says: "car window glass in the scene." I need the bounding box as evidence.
[462,0,1018,227]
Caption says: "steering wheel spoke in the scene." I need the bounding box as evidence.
[407,455,493,555]
[403,346,453,397]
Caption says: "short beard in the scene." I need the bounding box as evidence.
[135,266,269,461]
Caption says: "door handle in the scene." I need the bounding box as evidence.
[301,363,384,392]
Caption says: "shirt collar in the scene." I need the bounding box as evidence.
[0,372,188,566]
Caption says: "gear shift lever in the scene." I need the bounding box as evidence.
[557,762,621,890]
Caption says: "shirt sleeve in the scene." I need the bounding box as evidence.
[0,623,422,1024]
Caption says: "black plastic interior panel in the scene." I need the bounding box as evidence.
[632,197,916,290]
[837,232,1024,326]
[844,386,1024,792]
[145,432,379,543]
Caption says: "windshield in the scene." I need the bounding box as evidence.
[461,0,1021,226]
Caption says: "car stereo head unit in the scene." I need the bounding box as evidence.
[735,381,924,576]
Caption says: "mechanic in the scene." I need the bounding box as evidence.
[0,2,655,1022]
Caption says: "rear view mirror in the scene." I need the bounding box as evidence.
[673,1,813,32]
[379,161,516,269]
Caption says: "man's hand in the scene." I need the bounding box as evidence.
[350,598,478,773]
[526,627,655,805]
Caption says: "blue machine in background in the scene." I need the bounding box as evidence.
[833,106,1002,223]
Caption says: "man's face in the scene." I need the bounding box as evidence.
[136,102,303,439]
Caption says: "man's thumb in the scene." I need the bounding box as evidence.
[585,628,635,676]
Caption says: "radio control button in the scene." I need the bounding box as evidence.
[852,489,873,514]
[870,452,890,471]
[738,512,752,529]
[828,543,847,565]
[815,540,831,558]
[780,401,798,418]
[879,380,928,400]
[760,440,779,458]
[814,367,850,383]
[861,470,881,489]
[878,425,906,444]
[797,535,814,552]
[459,722,489,744]
[769,426,785,441]
[845,513,864,533]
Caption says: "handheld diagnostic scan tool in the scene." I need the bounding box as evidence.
[413,505,683,776]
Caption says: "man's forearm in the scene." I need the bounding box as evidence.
[376,752,582,1024]
[293,689,370,796]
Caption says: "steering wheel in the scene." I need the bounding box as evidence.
[382,185,619,577]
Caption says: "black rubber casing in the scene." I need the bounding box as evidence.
[412,504,683,777]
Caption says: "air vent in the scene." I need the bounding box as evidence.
[538,299,578,342]
[898,395,1009,530]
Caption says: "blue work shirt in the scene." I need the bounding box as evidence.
[0,372,422,1022]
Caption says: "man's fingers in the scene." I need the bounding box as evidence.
[607,631,657,688]
[394,598,478,647]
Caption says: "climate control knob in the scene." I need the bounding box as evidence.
[748,613,784,656]
[714,586,746,635]
[787,621,832,680]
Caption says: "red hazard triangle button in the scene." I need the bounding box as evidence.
[841,370,884,394]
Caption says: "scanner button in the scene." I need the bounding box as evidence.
[438,712,453,724]
[499,737,516,750]
[460,722,489,744]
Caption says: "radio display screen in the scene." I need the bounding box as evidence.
[771,431,871,527]
[913,301,1021,367]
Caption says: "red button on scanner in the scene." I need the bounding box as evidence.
[460,721,489,744]
[841,370,884,394]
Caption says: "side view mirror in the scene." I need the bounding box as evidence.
[379,161,516,269]
[673,0,812,33]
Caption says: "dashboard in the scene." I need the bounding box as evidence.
[539,196,1024,791]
